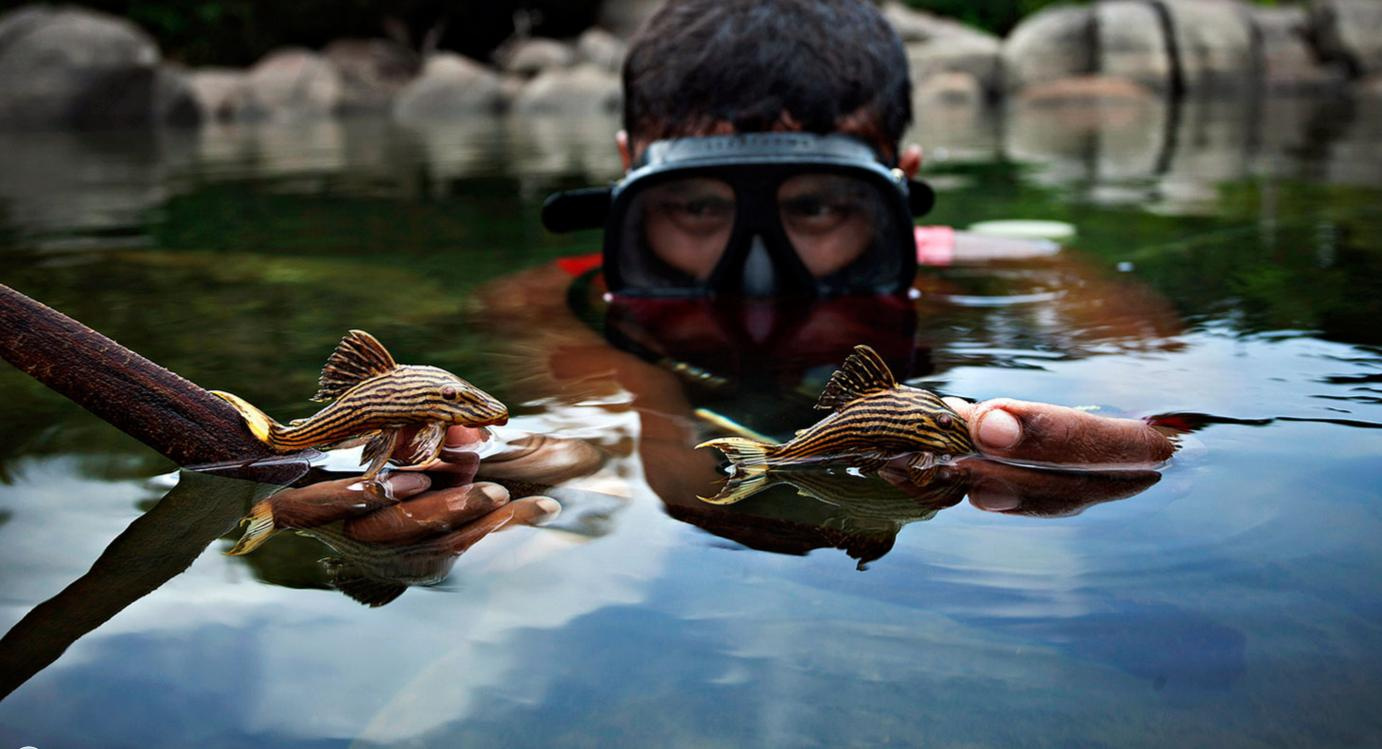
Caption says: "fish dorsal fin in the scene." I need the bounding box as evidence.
[312,330,398,402]
[814,345,897,411]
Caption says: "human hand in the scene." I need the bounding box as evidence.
[227,425,560,555]
[941,397,1175,468]
[908,397,1174,516]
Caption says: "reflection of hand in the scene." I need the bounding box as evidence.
[948,458,1160,516]
[230,425,559,556]
[942,397,1175,467]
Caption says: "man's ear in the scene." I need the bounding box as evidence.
[617,130,633,171]
[899,144,923,178]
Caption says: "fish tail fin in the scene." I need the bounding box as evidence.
[696,437,776,471]
[226,501,277,556]
[695,437,777,505]
[699,470,776,506]
[210,390,281,445]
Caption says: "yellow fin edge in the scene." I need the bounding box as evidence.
[210,390,277,444]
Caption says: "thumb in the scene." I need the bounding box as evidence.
[954,398,1175,467]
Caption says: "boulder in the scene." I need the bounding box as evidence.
[1097,1,1172,93]
[914,71,984,109]
[882,2,991,44]
[1016,75,1159,106]
[0,5,161,128]
[392,53,504,122]
[242,48,342,121]
[1001,5,1095,92]
[1252,6,1348,93]
[905,33,1003,96]
[511,63,621,116]
[153,66,201,127]
[597,0,663,37]
[1161,0,1255,93]
[1309,0,1382,77]
[577,28,626,73]
[324,38,419,114]
[187,68,250,122]
[499,37,575,78]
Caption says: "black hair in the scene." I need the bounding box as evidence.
[622,0,913,158]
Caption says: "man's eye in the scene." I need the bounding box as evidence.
[673,198,734,217]
[781,197,857,226]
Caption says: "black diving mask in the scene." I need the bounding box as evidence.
[542,132,935,298]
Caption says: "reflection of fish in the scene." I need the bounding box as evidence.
[697,345,974,504]
[213,330,508,485]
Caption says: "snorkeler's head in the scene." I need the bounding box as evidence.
[621,0,913,163]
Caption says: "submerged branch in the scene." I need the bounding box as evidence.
[0,282,284,467]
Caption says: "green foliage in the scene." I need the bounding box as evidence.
[903,0,1081,36]
[0,0,600,65]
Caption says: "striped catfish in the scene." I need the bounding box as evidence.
[212,330,508,486]
[697,344,974,504]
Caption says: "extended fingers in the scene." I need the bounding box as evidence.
[962,398,1174,467]
[344,482,510,544]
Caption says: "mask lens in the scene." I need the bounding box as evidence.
[619,177,736,291]
[776,174,881,278]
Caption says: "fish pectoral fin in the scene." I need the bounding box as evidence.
[325,561,409,607]
[312,330,399,402]
[401,422,447,466]
[814,344,898,412]
[360,429,401,480]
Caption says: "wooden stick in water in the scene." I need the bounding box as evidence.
[0,282,284,467]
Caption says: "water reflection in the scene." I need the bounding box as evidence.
[0,463,304,700]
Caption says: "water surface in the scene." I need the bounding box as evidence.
[2,98,1381,747]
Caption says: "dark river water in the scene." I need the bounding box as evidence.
[1,94,1381,748]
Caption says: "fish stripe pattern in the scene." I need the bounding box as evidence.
[697,345,974,495]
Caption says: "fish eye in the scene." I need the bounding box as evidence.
[440,385,459,401]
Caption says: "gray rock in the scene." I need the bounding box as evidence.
[1309,0,1382,77]
[1252,6,1348,93]
[393,53,504,122]
[914,71,984,109]
[577,28,626,73]
[1097,1,1172,93]
[1001,5,1095,92]
[1016,75,1158,106]
[883,2,990,44]
[500,38,575,78]
[324,38,420,114]
[1162,0,1254,93]
[241,48,342,121]
[511,63,621,116]
[187,68,249,122]
[0,5,161,128]
[153,66,201,127]
[597,0,663,37]
[906,34,1002,96]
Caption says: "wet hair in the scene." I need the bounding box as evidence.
[622,0,913,159]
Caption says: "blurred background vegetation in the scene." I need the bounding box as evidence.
[0,0,1294,67]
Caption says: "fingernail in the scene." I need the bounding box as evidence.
[977,408,1022,450]
[533,497,562,522]
[971,482,1021,512]
[384,472,430,496]
[471,482,510,503]
[446,426,489,447]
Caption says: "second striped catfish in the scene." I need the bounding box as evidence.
[697,345,974,503]
[213,330,508,482]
